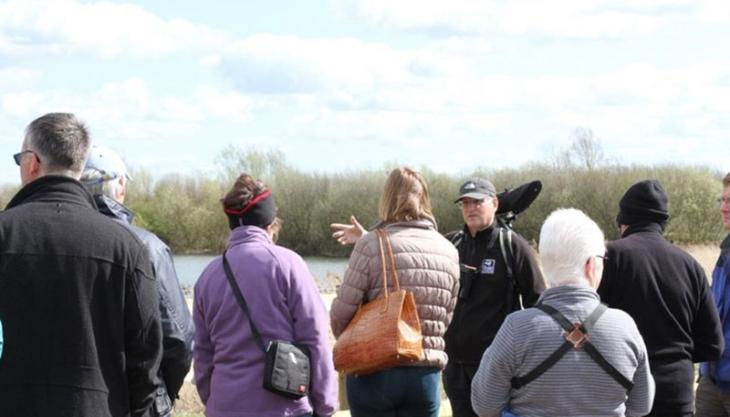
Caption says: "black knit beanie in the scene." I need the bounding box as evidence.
[616,179,669,227]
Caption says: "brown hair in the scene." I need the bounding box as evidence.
[378,167,435,224]
[723,172,730,188]
[222,173,282,239]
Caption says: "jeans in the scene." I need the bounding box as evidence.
[443,363,479,417]
[696,376,730,417]
[346,366,441,417]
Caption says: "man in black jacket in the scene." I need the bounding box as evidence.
[0,113,163,417]
[598,179,723,417]
[81,145,194,417]
[443,178,545,417]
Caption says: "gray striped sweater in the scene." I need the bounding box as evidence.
[471,285,655,417]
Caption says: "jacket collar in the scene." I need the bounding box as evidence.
[93,194,134,225]
[463,222,497,241]
[379,218,438,231]
[621,221,664,238]
[721,233,730,251]
[538,284,599,305]
[228,225,272,247]
[6,175,97,210]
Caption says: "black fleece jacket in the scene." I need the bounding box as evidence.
[444,224,545,364]
[0,176,163,417]
[598,222,723,414]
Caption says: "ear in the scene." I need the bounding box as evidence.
[492,196,499,211]
[584,256,603,289]
[28,152,43,178]
[116,177,127,204]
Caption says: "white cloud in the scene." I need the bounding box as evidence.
[0,66,41,88]
[1,90,43,116]
[339,0,702,38]
[218,34,414,94]
[0,0,228,58]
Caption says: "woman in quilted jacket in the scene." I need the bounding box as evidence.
[330,166,460,417]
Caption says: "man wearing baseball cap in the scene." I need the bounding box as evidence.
[442,178,545,417]
[81,146,194,417]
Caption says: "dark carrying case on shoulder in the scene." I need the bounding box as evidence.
[222,252,311,399]
[264,341,311,399]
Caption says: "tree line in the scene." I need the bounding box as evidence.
[0,139,726,256]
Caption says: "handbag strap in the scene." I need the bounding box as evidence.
[222,251,267,353]
[375,229,400,293]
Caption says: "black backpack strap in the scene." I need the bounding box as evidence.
[499,227,525,313]
[222,252,267,353]
[511,339,573,389]
[498,228,514,280]
[511,304,574,389]
[512,303,633,391]
[583,343,634,390]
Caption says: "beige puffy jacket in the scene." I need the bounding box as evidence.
[330,219,460,369]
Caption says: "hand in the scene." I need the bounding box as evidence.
[330,215,366,245]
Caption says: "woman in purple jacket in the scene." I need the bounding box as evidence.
[193,174,338,417]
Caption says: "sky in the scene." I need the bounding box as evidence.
[0,0,728,184]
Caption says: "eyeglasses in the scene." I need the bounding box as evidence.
[456,199,485,209]
[13,150,36,166]
[718,197,730,207]
[587,254,608,265]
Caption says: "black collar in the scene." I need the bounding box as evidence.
[6,175,97,211]
[621,221,664,238]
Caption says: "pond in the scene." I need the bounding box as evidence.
[173,254,349,291]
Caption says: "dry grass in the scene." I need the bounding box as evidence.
[685,244,720,282]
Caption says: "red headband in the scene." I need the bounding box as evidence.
[223,189,273,215]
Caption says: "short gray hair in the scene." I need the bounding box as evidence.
[80,168,125,201]
[25,113,90,174]
[538,208,605,287]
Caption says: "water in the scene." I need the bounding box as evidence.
[173,254,349,290]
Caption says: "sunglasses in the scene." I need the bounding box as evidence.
[13,150,38,166]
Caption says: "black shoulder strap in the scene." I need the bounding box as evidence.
[498,227,514,279]
[222,252,267,353]
[499,227,524,312]
[511,303,633,391]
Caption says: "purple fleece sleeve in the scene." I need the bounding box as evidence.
[286,255,339,417]
[192,276,214,405]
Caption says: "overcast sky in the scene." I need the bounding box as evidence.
[1,0,728,184]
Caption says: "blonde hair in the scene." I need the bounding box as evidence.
[723,172,730,188]
[378,167,435,224]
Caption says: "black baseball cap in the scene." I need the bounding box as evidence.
[455,178,497,203]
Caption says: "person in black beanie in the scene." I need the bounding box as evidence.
[598,179,723,417]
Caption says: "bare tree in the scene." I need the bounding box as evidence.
[569,127,604,170]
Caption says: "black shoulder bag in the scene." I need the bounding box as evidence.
[222,252,311,399]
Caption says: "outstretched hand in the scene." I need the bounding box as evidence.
[330,215,366,245]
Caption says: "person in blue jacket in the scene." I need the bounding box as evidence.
[697,171,730,416]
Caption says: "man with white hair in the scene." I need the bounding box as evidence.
[81,146,194,417]
[471,208,655,417]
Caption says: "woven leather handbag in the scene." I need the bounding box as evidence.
[333,228,424,375]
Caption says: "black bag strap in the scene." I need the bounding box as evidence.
[583,341,634,391]
[498,227,514,280]
[511,303,633,391]
[222,251,267,353]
